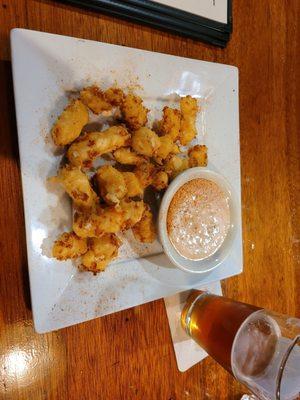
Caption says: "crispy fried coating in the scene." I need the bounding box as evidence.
[51,99,89,146]
[134,162,156,188]
[56,165,98,209]
[73,199,144,238]
[67,126,130,168]
[132,127,161,157]
[50,86,205,270]
[80,86,125,113]
[179,96,198,146]
[104,87,125,106]
[73,206,125,238]
[188,144,208,167]
[121,94,148,130]
[154,135,180,164]
[160,107,181,141]
[52,231,87,260]
[96,165,127,204]
[80,86,112,114]
[164,155,189,178]
[152,170,169,190]
[132,206,156,243]
[113,147,146,165]
[118,199,145,229]
[81,234,121,273]
[122,172,144,197]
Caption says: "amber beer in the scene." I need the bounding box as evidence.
[181,292,260,373]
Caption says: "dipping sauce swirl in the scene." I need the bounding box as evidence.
[167,178,230,260]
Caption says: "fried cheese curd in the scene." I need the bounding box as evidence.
[122,172,144,197]
[154,135,180,164]
[113,147,145,165]
[118,199,145,229]
[80,86,125,114]
[51,87,205,273]
[132,127,161,157]
[179,95,198,146]
[51,99,89,146]
[73,200,145,239]
[132,206,156,243]
[121,93,148,130]
[104,87,125,107]
[52,232,87,260]
[96,165,127,205]
[152,170,169,191]
[56,165,98,210]
[67,126,130,168]
[163,155,189,178]
[96,165,144,203]
[73,206,125,238]
[134,162,156,189]
[160,106,181,141]
[81,234,121,273]
[188,144,208,167]
[80,86,112,113]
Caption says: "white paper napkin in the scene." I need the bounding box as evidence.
[164,281,222,372]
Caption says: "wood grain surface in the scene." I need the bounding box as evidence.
[0,1,299,399]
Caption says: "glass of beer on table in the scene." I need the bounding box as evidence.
[181,292,300,400]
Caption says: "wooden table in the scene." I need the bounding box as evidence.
[0,1,299,399]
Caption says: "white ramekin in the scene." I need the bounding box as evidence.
[158,167,238,274]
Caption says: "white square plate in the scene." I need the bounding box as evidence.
[11,29,242,333]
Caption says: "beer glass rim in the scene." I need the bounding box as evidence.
[275,334,300,400]
[231,309,300,400]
